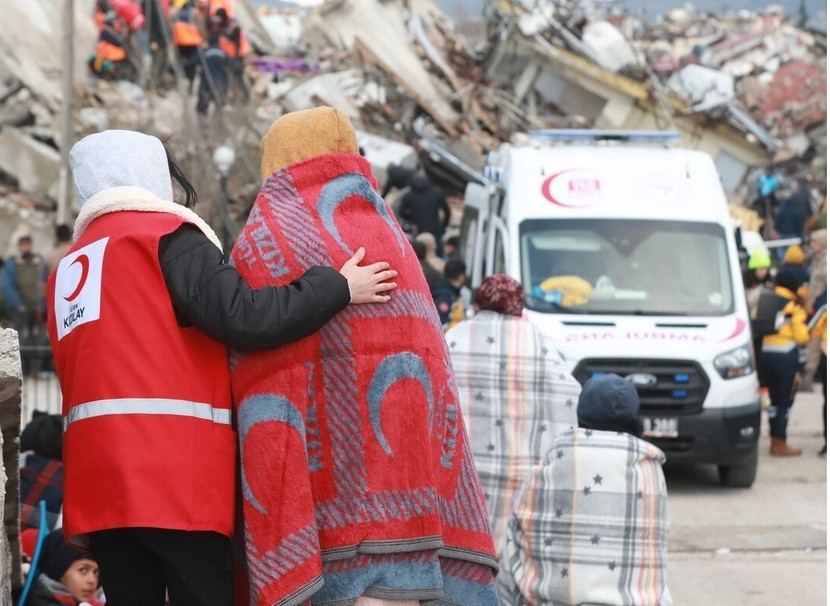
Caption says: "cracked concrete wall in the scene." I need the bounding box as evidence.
[0,329,22,605]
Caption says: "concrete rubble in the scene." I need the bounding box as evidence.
[0,0,825,236]
[0,329,22,604]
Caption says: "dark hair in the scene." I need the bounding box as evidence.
[444,259,466,281]
[163,143,197,208]
[55,224,72,243]
[444,235,460,249]
[412,240,427,261]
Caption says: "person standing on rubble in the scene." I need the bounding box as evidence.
[3,234,46,376]
[46,129,397,606]
[213,7,249,101]
[109,0,151,82]
[399,169,451,257]
[755,165,780,237]
[195,33,228,116]
[172,0,204,92]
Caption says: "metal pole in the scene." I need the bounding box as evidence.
[218,173,235,253]
[57,0,75,226]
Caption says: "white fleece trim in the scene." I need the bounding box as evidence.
[74,186,223,251]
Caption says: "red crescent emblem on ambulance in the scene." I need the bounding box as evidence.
[64,255,90,302]
[720,317,746,341]
[541,169,602,207]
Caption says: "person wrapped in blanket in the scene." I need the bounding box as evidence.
[499,373,672,606]
[20,412,65,533]
[444,274,579,556]
[230,106,498,606]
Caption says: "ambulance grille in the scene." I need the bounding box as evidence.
[572,359,709,415]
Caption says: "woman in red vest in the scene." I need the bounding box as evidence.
[47,129,396,606]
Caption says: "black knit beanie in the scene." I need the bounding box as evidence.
[39,529,94,582]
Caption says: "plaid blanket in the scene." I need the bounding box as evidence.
[445,311,579,551]
[19,452,64,531]
[230,153,497,606]
[499,429,672,606]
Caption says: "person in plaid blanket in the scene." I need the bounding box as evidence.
[445,274,579,552]
[20,412,65,532]
[499,373,672,606]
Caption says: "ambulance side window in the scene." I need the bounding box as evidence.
[494,227,506,274]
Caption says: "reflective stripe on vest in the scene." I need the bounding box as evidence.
[761,342,797,354]
[65,397,231,429]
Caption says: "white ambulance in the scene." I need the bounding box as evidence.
[461,131,761,487]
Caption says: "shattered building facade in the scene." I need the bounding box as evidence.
[0,0,825,249]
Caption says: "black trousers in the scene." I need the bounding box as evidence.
[89,528,233,606]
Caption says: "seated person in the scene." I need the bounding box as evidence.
[20,412,64,532]
[27,528,104,606]
[499,373,672,606]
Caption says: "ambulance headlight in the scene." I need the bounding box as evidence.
[714,345,754,379]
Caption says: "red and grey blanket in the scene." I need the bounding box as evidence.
[230,153,498,606]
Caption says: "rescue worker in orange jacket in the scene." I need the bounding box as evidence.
[89,16,128,79]
[213,7,249,100]
[172,0,204,90]
[47,130,397,606]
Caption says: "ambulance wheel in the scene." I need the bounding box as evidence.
[718,449,758,488]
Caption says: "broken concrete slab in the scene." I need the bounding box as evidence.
[302,0,461,134]
[0,328,22,602]
[0,87,33,128]
[281,71,364,121]
[355,129,420,189]
[0,0,97,111]
[0,128,61,201]
[581,21,638,73]
[668,64,735,107]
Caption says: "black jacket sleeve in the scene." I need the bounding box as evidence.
[159,224,350,351]
[439,192,451,229]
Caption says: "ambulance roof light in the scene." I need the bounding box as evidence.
[528,130,681,144]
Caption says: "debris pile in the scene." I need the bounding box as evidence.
[0,0,825,246]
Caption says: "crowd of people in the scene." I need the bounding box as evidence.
[742,166,827,457]
[6,111,826,606]
[743,236,827,457]
[88,0,249,114]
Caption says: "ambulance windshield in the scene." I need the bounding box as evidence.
[520,219,735,316]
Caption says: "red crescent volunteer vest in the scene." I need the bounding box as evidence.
[47,211,235,544]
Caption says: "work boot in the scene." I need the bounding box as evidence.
[770,437,802,456]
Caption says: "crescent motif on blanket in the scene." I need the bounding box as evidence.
[237,393,305,515]
[367,352,433,457]
[317,174,407,255]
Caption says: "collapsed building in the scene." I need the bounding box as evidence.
[0,0,825,249]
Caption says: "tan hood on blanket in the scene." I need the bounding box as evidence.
[260,106,360,179]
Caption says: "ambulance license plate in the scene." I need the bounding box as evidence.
[642,417,679,438]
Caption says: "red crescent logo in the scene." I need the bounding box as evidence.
[64,255,90,302]
[720,317,747,342]
[541,169,602,207]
